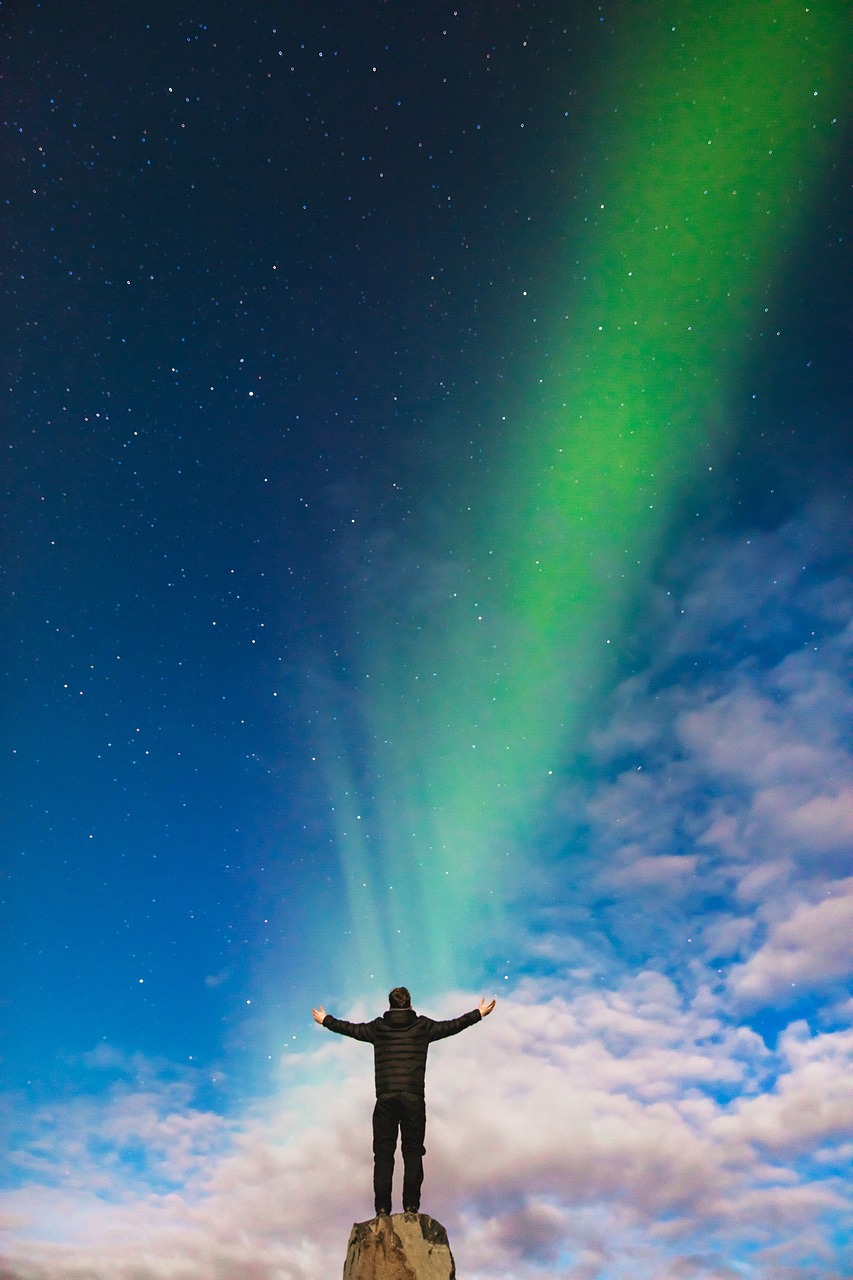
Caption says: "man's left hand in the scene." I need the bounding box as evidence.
[312,1006,327,1024]
[478,997,496,1017]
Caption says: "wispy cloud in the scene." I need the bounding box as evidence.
[728,882,853,1005]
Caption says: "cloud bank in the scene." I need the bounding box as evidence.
[3,985,852,1279]
[3,501,851,1280]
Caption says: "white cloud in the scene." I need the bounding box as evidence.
[601,853,698,892]
[728,881,853,1004]
[4,504,852,1280]
[571,503,853,999]
[3,985,852,1280]
[712,1022,853,1156]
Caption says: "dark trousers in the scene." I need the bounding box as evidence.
[372,1091,426,1213]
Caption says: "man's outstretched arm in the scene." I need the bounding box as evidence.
[311,1005,377,1042]
[428,996,496,1042]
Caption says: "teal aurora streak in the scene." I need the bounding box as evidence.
[317,1,848,992]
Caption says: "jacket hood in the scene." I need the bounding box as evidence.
[383,1008,417,1028]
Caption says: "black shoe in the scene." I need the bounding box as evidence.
[376,1208,390,1217]
[404,1206,419,1214]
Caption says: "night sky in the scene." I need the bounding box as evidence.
[2,3,851,1278]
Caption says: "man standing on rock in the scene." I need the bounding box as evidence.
[312,987,495,1217]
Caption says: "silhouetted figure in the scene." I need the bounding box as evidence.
[313,986,495,1215]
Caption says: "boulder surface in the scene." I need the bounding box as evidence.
[342,1212,456,1280]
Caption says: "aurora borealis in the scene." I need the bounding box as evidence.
[325,1,848,987]
[2,3,851,1278]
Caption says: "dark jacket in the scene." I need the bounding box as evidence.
[323,1006,481,1097]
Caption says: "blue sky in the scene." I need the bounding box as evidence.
[2,2,851,1277]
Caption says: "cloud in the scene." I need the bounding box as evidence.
[4,502,852,1280]
[2,987,852,1279]
[712,1021,853,1158]
[568,503,852,995]
[727,881,853,1005]
[600,853,699,893]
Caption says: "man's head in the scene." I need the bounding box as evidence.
[388,986,411,1009]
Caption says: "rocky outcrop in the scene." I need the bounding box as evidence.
[342,1212,456,1280]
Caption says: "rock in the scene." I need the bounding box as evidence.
[342,1212,456,1280]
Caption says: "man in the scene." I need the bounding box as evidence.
[312,987,495,1216]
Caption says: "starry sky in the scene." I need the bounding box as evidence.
[2,3,851,1278]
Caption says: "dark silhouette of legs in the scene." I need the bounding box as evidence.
[372,1092,426,1214]
[399,1093,426,1211]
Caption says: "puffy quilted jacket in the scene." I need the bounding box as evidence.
[323,1006,481,1096]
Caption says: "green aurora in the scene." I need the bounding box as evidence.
[323,0,848,990]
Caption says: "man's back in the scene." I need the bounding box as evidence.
[322,1006,482,1096]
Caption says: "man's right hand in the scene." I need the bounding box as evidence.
[478,997,496,1017]
[312,1006,327,1024]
